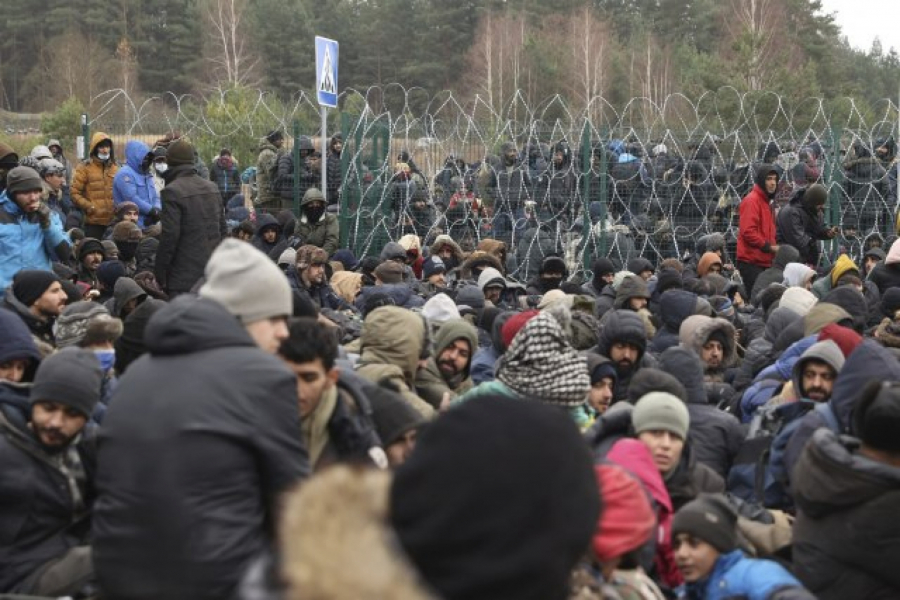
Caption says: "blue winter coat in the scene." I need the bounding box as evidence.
[0,190,70,298]
[112,141,161,227]
[684,549,811,600]
[470,345,500,385]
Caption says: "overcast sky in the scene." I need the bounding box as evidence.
[819,0,900,53]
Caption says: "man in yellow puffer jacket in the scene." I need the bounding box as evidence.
[72,133,119,239]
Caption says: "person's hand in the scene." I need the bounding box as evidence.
[35,203,52,229]
[147,208,161,223]
[769,244,780,254]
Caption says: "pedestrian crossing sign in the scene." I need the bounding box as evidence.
[316,36,339,108]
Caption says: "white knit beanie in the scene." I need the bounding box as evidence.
[779,287,817,317]
[199,239,292,324]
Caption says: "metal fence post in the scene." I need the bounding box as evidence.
[339,112,352,249]
[826,124,843,265]
[292,120,301,216]
[580,123,592,273]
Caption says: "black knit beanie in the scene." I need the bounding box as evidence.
[166,140,195,167]
[656,268,684,295]
[854,381,900,453]
[367,382,426,446]
[30,347,103,418]
[882,287,900,318]
[627,368,688,404]
[12,270,60,306]
[672,493,738,553]
[390,394,600,600]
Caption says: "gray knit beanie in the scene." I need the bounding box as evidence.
[30,348,103,418]
[199,239,292,323]
[632,391,690,440]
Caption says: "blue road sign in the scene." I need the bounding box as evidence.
[316,36,339,108]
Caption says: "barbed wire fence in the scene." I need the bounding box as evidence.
[78,86,900,281]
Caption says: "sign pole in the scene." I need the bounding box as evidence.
[321,106,328,204]
[315,35,339,206]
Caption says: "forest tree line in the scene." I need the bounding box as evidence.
[1,0,899,119]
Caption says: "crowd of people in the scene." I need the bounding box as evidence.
[0,131,899,600]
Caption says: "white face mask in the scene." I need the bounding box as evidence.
[97,151,110,161]
[155,163,168,174]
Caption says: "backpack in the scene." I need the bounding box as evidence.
[726,400,813,509]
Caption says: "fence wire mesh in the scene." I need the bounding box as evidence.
[82,87,900,281]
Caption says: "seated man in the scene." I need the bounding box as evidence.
[0,348,103,596]
[2,270,68,351]
[289,245,354,312]
[277,318,385,472]
[0,309,41,383]
[415,318,479,409]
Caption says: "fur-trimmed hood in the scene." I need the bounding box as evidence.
[459,251,503,281]
[280,466,436,600]
[678,314,737,367]
[429,235,464,263]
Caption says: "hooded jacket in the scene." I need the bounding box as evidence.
[356,306,435,418]
[72,132,119,226]
[461,252,504,283]
[737,165,778,267]
[112,140,161,227]
[415,319,479,408]
[867,239,900,294]
[0,190,70,297]
[750,244,800,302]
[678,315,738,370]
[294,188,339,256]
[251,212,282,256]
[782,263,816,288]
[154,164,228,294]
[92,296,309,600]
[776,186,830,264]
[792,430,900,600]
[783,340,900,480]
[594,310,656,404]
[104,277,147,319]
[613,275,650,310]
[429,235,465,270]
[0,385,97,593]
[658,347,744,478]
[650,291,707,354]
[790,340,845,401]
[684,549,813,600]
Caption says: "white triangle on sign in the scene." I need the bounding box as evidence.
[320,47,336,95]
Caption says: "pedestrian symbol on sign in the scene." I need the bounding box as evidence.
[320,47,336,96]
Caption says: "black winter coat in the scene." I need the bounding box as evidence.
[92,296,309,600]
[154,165,227,294]
[775,189,830,265]
[658,347,745,478]
[0,384,95,593]
[868,260,900,295]
[792,430,900,600]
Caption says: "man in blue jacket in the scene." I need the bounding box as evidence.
[112,140,161,228]
[0,167,71,297]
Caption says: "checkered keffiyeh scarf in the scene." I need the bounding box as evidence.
[498,312,590,407]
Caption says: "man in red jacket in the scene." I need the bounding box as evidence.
[737,164,780,294]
